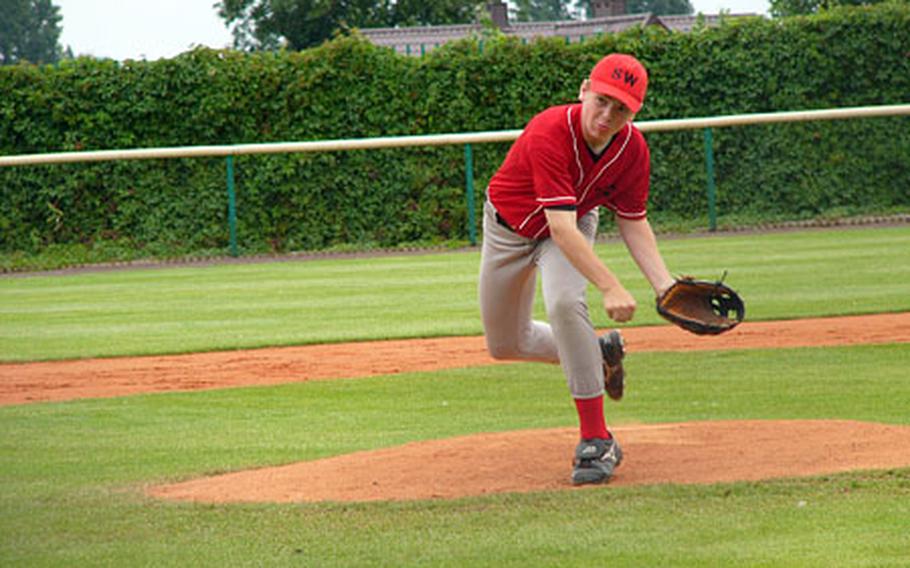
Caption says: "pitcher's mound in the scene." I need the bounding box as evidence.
[148,420,910,504]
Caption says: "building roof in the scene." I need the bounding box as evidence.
[659,13,759,32]
[360,13,660,55]
[360,12,759,55]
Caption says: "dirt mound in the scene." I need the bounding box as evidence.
[6,313,909,504]
[148,420,910,503]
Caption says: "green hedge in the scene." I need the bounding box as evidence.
[1,4,908,257]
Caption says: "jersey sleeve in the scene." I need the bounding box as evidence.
[527,132,578,209]
[606,136,650,220]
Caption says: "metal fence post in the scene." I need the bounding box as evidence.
[226,155,239,256]
[703,128,718,232]
[465,143,477,246]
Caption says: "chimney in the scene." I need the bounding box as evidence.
[487,1,509,29]
[593,0,626,17]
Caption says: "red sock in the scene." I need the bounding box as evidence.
[574,395,611,440]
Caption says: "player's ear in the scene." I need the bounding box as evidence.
[578,80,590,102]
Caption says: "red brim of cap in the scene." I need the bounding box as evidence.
[589,80,643,113]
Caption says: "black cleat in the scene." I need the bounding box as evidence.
[599,330,625,401]
[571,436,624,485]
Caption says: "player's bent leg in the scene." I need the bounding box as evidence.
[479,258,559,361]
[539,245,604,399]
[478,202,559,363]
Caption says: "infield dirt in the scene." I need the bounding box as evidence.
[2,312,909,406]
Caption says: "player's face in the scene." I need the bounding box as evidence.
[579,81,636,148]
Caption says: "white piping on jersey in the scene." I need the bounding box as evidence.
[522,110,635,238]
[612,206,648,219]
[517,205,543,231]
[518,197,566,231]
[519,197,575,232]
[566,107,584,188]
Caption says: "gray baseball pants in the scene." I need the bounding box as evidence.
[478,200,605,399]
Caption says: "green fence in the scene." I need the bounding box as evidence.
[1,104,908,255]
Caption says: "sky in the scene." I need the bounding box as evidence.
[55,0,771,62]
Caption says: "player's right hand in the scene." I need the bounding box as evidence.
[602,286,636,322]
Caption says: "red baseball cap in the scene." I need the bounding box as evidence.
[588,53,648,113]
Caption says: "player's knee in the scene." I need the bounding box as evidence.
[486,341,519,360]
[545,294,586,325]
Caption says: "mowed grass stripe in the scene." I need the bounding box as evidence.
[1,225,909,362]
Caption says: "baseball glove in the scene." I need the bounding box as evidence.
[656,275,745,335]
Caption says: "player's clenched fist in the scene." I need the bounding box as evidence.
[602,285,636,323]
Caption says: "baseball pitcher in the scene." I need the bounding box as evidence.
[479,53,676,485]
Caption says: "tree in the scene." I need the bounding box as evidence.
[0,0,63,65]
[512,0,575,22]
[216,0,485,51]
[768,0,894,17]
[389,0,485,26]
[216,0,386,51]
[625,0,693,15]
[574,0,693,17]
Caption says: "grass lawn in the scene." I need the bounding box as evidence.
[1,225,909,362]
[1,225,909,566]
[1,344,909,566]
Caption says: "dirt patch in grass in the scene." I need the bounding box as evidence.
[147,419,910,503]
[2,312,908,406]
[4,312,909,503]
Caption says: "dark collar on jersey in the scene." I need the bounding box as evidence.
[586,135,616,162]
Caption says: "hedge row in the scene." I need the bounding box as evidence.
[1,4,908,255]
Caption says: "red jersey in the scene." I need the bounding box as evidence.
[487,103,650,239]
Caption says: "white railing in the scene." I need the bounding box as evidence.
[2,104,908,251]
[2,104,908,167]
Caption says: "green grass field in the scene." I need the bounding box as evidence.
[2,225,910,566]
[2,225,909,362]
